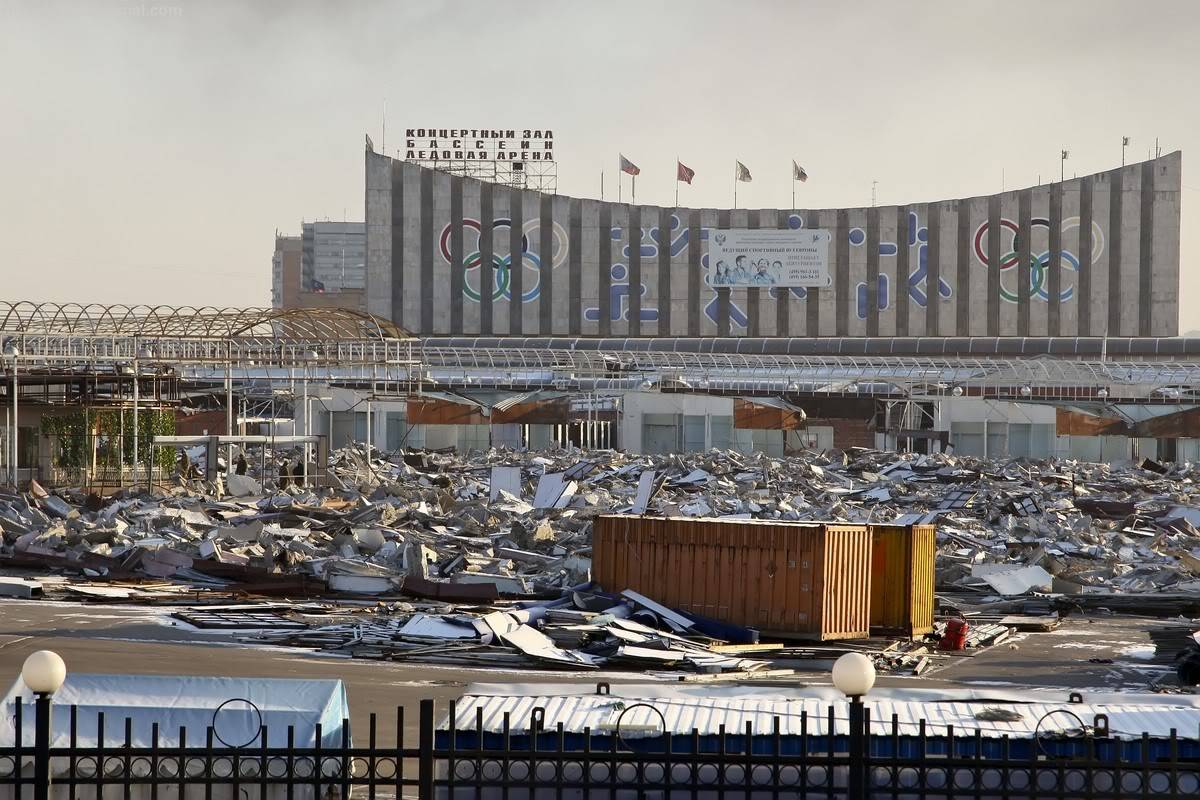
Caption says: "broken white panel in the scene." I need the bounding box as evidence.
[353,528,387,553]
[450,573,530,595]
[976,565,1054,596]
[399,613,479,640]
[499,624,602,668]
[41,496,76,519]
[226,474,263,497]
[489,466,523,502]
[616,645,688,663]
[0,577,42,598]
[673,469,712,486]
[621,590,695,631]
[327,573,397,594]
[213,521,264,542]
[631,470,657,515]
[533,473,577,509]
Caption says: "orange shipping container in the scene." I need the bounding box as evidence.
[592,516,873,640]
[868,523,936,636]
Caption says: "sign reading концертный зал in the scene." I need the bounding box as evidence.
[708,228,832,288]
[404,128,554,161]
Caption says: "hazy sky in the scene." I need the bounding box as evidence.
[2,0,1196,329]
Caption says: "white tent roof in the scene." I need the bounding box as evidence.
[452,683,1200,741]
[1,673,349,748]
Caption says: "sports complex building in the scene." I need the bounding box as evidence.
[345,142,1191,463]
[364,146,1181,340]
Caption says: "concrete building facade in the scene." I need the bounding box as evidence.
[302,221,366,294]
[272,229,366,313]
[365,145,1182,337]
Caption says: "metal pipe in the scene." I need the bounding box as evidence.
[225,360,233,479]
[9,360,16,486]
[132,355,139,486]
[302,364,309,483]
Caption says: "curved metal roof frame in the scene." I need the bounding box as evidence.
[0,301,411,341]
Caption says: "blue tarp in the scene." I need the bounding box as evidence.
[441,730,1200,761]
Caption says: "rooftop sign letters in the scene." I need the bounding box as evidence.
[405,128,554,161]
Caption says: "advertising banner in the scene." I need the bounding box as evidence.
[707,228,831,288]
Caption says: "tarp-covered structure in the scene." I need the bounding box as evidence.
[1,673,348,748]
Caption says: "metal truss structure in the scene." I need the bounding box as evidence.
[2,302,1200,405]
[409,159,557,193]
[0,301,408,341]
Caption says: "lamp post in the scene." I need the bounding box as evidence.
[832,652,876,800]
[22,650,67,800]
[4,341,19,487]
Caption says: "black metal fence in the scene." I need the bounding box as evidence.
[2,696,1199,799]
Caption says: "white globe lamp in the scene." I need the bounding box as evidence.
[22,650,67,695]
[831,652,876,698]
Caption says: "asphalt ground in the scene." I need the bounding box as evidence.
[0,599,1187,746]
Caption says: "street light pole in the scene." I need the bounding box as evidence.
[22,650,67,800]
[832,651,876,800]
[33,691,51,800]
[848,695,865,800]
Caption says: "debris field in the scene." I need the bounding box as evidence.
[4,445,1200,677]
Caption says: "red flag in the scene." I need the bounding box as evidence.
[677,161,695,184]
[619,154,640,176]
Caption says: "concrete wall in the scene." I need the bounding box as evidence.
[620,392,735,453]
[365,146,1182,337]
[297,384,1197,462]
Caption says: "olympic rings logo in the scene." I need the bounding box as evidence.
[974,217,1104,303]
[439,218,569,303]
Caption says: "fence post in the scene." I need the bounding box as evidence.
[418,700,434,800]
[848,697,865,800]
[34,692,52,800]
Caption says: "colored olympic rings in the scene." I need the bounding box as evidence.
[975,217,1094,303]
[440,218,558,302]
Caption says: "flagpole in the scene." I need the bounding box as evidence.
[618,170,622,204]
[601,170,605,201]
[632,174,636,204]
[675,155,679,207]
[733,161,737,208]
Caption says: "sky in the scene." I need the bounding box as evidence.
[1,0,1197,329]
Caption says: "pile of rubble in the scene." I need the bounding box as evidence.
[242,589,782,675]
[4,444,1200,607]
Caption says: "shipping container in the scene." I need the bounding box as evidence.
[593,516,873,640]
[868,523,936,636]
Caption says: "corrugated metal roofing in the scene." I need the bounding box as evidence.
[491,390,564,412]
[739,395,807,415]
[449,684,1200,741]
